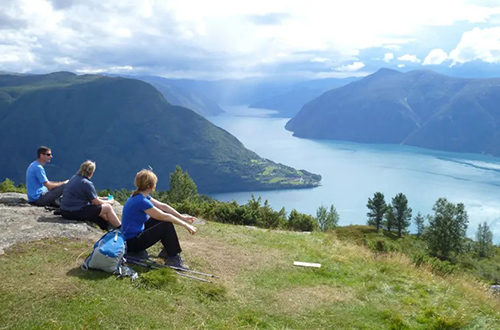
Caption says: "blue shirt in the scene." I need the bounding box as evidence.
[121,194,154,240]
[60,174,98,211]
[26,161,48,202]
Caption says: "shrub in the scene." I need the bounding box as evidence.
[0,178,26,193]
[365,236,400,253]
[411,253,456,276]
[287,209,317,231]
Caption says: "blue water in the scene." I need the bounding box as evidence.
[208,106,500,243]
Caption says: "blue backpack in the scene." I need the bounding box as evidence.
[81,229,137,279]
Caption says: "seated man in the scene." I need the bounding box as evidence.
[26,146,68,206]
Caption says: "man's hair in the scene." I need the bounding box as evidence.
[77,160,96,178]
[133,169,158,196]
[37,146,51,158]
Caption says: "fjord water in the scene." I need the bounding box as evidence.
[208,106,500,243]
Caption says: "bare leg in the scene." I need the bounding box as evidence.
[99,204,121,227]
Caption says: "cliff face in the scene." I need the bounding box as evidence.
[285,69,500,155]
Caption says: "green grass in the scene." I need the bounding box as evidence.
[1,223,499,329]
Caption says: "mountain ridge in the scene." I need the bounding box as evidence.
[0,72,321,193]
[285,68,500,156]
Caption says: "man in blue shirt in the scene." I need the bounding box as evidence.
[26,146,68,206]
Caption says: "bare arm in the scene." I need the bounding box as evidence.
[150,197,196,224]
[43,179,69,191]
[145,206,197,234]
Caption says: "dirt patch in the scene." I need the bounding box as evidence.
[181,233,285,280]
[176,224,288,297]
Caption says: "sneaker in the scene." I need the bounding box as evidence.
[124,249,149,260]
[164,254,189,269]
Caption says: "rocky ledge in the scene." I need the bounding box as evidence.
[0,192,122,255]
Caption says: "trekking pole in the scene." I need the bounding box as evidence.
[164,264,217,278]
[175,272,212,283]
[124,256,216,282]
[125,255,217,278]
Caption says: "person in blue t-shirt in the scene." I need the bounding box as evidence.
[26,146,68,206]
[60,160,121,230]
[121,169,197,269]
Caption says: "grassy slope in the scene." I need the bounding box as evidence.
[1,223,499,329]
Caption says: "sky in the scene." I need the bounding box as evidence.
[1,0,500,81]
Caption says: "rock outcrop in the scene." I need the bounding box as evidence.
[0,193,121,255]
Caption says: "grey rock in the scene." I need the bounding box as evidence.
[0,192,122,255]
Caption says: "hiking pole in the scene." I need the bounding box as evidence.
[175,272,212,283]
[124,255,217,278]
[164,264,217,278]
[124,256,215,282]
[125,257,210,282]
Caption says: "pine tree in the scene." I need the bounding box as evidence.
[328,204,339,229]
[167,165,198,203]
[414,212,425,238]
[385,205,395,231]
[392,193,412,237]
[366,192,387,231]
[475,221,493,258]
[423,198,468,260]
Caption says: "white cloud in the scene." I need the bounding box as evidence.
[76,65,134,74]
[449,27,500,65]
[397,54,421,63]
[334,62,365,72]
[423,49,448,65]
[398,64,405,68]
[0,0,500,78]
[383,53,394,62]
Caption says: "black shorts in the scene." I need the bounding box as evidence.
[60,204,102,221]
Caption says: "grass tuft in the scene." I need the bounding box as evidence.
[135,268,178,290]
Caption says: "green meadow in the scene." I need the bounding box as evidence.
[1,222,499,330]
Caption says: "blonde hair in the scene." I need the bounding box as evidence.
[133,169,157,196]
[77,160,96,178]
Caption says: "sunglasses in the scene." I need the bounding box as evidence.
[45,153,52,156]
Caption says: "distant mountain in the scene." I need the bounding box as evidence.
[285,68,500,156]
[134,77,300,106]
[134,76,224,117]
[128,76,359,118]
[249,77,359,117]
[0,72,321,193]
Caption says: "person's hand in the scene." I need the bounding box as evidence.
[183,215,196,224]
[185,223,197,235]
[63,179,69,184]
[108,199,115,205]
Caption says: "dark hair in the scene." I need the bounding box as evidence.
[37,146,51,158]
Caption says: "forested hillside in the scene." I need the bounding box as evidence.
[0,72,320,193]
[286,69,500,156]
